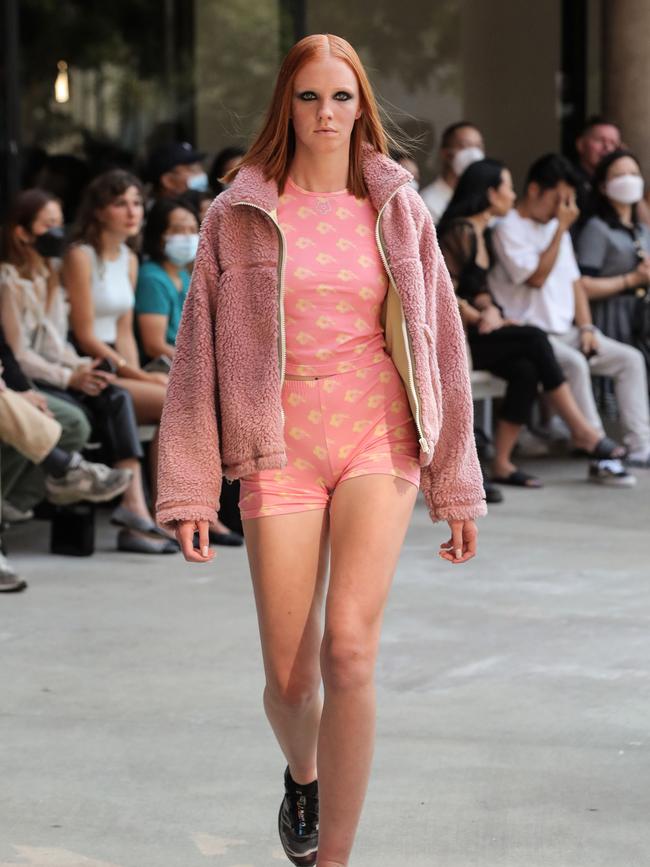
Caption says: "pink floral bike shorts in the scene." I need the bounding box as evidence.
[238,355,421,519]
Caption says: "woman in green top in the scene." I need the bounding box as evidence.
[135,198,198,361]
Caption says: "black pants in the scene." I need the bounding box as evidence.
[469,325,565,425]
[36,382,144,462]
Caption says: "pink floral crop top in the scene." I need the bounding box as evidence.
[277,177,389,377]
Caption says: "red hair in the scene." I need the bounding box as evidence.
[225,34,392,199]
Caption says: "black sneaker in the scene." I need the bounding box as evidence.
[278,766,319,866]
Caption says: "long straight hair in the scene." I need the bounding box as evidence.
[224,34,394,199]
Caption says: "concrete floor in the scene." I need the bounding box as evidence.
[1,457,649,867]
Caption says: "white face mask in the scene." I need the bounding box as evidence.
[605,174,645,205]
[452,146,485,177]
[408,178,420,192]
[164,233,199,267]
[187,171,209,193]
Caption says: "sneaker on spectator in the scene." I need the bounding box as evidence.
[588,459,636,487]
[45,461,133,505]
[515,429,550,458]
[0,551,27,592]
[1,501,34,523]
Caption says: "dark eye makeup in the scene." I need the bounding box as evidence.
[297,90,354,101]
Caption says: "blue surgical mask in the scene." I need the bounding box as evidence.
[164,233,199,267]
[187,172,209,193]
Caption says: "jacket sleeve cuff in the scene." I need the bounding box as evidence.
[155,503,219,532]
[427,499,488,523]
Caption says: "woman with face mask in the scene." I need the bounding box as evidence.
[135,199,199,362]
[576,150,650,373]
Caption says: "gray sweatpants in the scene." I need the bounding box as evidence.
[549,327,650,457]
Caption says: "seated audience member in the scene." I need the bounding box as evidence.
[208,146,245,195]
[390,148,421,191]
[489,154,650,479]
[135,198,199,363]
[0,535,26,593]
[420,122,485,224]
[146,142,208,202]
[0,360,131,520]
[439,159,623,488]
[0,189,176,554]
[576,149,650,374]
[572,116,622,223]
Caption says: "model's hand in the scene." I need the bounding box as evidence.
[176,519,215,563]
[439,519,477,564]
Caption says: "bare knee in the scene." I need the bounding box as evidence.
[320,628,377,692]
[265,671,320,712]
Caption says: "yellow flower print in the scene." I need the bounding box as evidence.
[315,475,328,487]
[294,457,316,471]
[316,252,337,266]
[335,300,354,314]
[307,409,322,424]
[338,444,354,459]
[378,369,392,382]
[295,236,315,249]
[297,206,315,219]
[295,298,315,312]
[322,379,338,393]
[395,426,408,438]
[336,238,356,251]
[337,269,356,282]
[355,368,369,379]
[367,393,386,408]
[359,286,376,301]
[344,389,363,403]
[295,331,316,345]
[316,315,336,330]
[354,317,370,332]
[289,427,309,440]
[373,422,388,436]
[329,412,349,428]
[294,266,316,279]
[336,361,355,373]
[357,255,373,268]
[286,392,306,406]
[355,224,371,237]
[390,399,404,414]
[315,348,334,361]
[352,419,372,433]
[335,207,353,219]
[316,283,335,296]
[313,445,328,460]
[316,221,335,234]
[335,333,350,345]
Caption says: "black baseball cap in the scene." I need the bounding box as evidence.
[147,141,207,183]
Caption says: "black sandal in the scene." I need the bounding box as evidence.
[582,436,627,460]
[491,470,543,488]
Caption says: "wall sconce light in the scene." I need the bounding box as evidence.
[54,60,70,104]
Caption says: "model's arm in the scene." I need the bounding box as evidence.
[416,209,487,530]
[155,209,223,547]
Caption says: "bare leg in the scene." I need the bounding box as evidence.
[547,382,615,452]
[117,378,166,424]
[116,457,153,521]
[243,508,329,784]
[491,419,524,478]
[317,474,418,867]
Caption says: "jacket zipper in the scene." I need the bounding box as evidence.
[233,201,287,425]
[375,191,430,455]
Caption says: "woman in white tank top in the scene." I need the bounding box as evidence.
[63,171,173,546]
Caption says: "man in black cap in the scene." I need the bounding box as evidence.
[147,141,209,200]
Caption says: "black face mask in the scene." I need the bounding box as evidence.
[33,227,65,258]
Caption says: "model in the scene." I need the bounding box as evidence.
[156,33,486,867]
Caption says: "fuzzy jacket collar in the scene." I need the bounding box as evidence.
[227,143,411,214]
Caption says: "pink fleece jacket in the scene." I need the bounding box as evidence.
[155,146,487,529]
